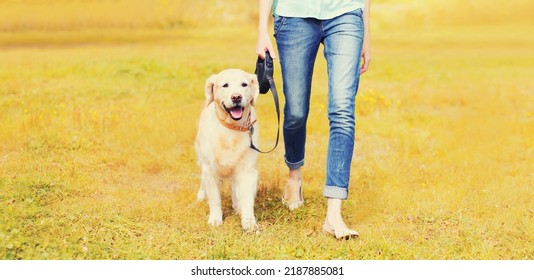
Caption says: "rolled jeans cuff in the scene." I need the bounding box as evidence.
[284,156,304,170]
[323,186,348,200]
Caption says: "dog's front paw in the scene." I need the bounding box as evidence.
[241,218,259,233]
[208,213,223,227]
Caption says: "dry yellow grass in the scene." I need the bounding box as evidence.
[0,0,533,259]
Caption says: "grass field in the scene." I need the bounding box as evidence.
[1,0,533,259]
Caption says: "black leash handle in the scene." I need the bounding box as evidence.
[250,50,280,153]
[249,76,280,154]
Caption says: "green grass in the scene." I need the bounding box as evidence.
[1,1,533,259]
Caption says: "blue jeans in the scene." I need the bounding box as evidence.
[274,9,364,200]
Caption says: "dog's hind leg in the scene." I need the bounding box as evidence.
[201,168,223,226]
[197,175,206,201]
[234,168,259,232]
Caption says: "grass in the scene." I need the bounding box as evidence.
[0,0,533,259]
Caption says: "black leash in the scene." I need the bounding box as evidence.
[250,51,280,154]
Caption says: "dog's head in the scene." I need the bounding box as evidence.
[204,69,259,121]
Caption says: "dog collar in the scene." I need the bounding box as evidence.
[218,112,257,132]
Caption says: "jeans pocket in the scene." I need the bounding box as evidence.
[273,15,286,36]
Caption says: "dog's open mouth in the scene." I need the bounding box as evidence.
[223,103,244,120]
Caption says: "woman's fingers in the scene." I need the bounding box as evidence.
[256,33,276,59]
[360,51,370,74]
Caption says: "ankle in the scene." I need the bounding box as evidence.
[284,171,302,198]
[288,168,302,181]
[325,198,346,226]
[326,198,342,214]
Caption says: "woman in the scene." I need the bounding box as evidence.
[256,0,370,239]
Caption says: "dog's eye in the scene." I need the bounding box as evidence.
[222,83,229,88]
[241,82,248,87]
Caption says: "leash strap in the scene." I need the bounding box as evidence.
[249,77,280,154]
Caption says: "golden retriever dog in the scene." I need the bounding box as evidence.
[195,69,260,232]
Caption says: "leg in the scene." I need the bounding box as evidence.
[274,16,322,207]
[231,184,238,213]
[321,9,365,237]
[233,168,259,232]
[196,178,206,201]
[201,167,223,226]
[283,168,304,210]
[275,16,321,169]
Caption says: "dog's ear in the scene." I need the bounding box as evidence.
[249,73,260,106]
[204,74,217,107]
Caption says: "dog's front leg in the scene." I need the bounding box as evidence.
[233,169,259,232]
[202,167,223,226]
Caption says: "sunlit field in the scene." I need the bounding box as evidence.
[1,0,533,259]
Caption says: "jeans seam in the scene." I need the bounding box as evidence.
[273,16,286,37]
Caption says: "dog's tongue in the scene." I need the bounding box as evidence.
[230,107,243,119]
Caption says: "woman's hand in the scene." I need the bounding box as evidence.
[256,31,276,59]
[360,38,370,74]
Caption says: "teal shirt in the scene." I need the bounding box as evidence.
[274,0,364,19]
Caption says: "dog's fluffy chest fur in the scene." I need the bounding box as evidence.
[213,127,253,177]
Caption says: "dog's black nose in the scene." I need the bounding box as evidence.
[231,94,242,103]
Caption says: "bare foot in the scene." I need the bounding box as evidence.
[323,198,359,239]
[282,169,304,210]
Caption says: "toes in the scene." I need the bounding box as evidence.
[208,219,223,227]
[208,214,223,227]
[241,218,259,232]
[337,229,360,240]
